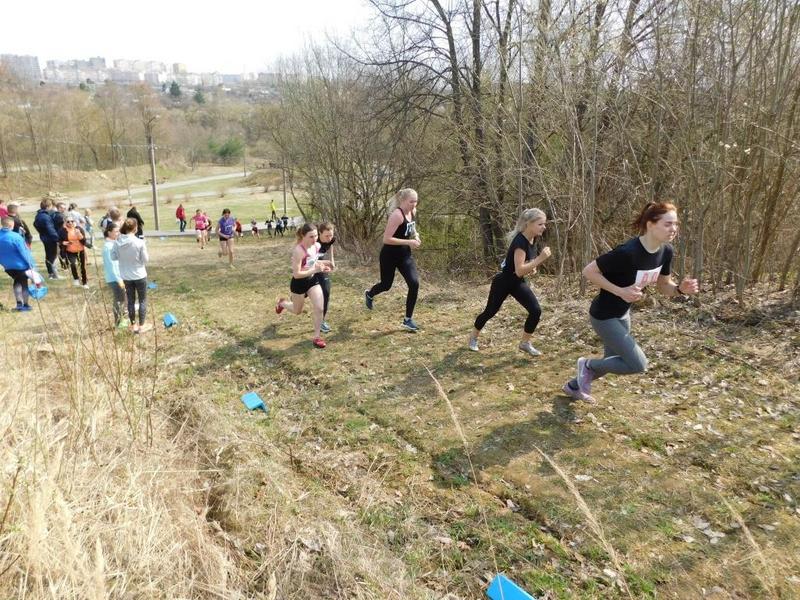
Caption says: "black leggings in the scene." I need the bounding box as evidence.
[67,250,87,284]
[368,249,419,318]
[319,273,331,318]
[43,240,58,276]
[124,278,148,325]
[474,273,541,334]
[5,269,30,305]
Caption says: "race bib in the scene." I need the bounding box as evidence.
[635,267,662,288]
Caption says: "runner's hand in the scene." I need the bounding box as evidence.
[618,285,643,303]
[679,277,699,295]
[409,239,421,249]
[538,246,552,262]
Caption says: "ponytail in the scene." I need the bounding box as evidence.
[632,202,677,235]
[389,188,418,212]
[506,208,546,244]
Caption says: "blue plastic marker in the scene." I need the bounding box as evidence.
[28,285,48,300]
[241,392,268,412]
[163,313,178,328]
[147,282,158,289]
[486,574,536,600]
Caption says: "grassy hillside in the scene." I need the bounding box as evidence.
[1,235,798,598]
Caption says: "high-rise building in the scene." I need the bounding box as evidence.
[0,54,41,81]
[172,63,187,75]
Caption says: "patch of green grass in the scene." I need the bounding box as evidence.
[583,544,609,562]
[359,506,395,529]
[344,416,370,432]
[624,565,659,598]
[628,432,667,454]
[522,570,572,598]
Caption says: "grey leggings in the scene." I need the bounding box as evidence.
[107,282,126,325]
[583,312,648,379]
[124,278,148,325]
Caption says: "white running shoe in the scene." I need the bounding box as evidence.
[468,336,479,351]
[576,357,594,396]
[518,341,542,357]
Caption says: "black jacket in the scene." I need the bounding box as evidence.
[127,207,144,238]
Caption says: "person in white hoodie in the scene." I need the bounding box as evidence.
[111,218,150,333]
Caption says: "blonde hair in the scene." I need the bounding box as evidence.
[507,208,546,244]
[389,188,418,212]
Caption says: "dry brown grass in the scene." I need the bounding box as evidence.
[0,277,440,599]
[0,309,244,598]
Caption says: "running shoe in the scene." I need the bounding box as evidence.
[518,341,542,356]
[312,337,327,349]
[82,284,90,289]
[576,357,594,396]
[364,290,373,310]
[468,335,479,351]
[562,381,596,404]
[13,304,32,312]
[72,280,81,287]
[402,317,419,332]
[49,273,60,280]
[320,321,331,333]
[275,298,286,315]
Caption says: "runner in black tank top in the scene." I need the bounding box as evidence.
[365,188,421,331]
[469,208,551,357]
[317,222,336,333]
[275,223,332,349]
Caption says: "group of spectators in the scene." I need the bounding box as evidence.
[0,197,150,330]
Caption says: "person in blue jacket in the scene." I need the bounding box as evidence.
[33,198,61,279]
[0,216,36,311]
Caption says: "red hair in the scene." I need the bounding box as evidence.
[632,202,677,234]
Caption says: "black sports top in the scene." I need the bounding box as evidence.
[500,232,537,281]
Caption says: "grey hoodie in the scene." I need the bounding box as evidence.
[111,234,149,281]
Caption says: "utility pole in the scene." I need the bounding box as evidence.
[243,144,247,177]
[282,161,287,216]
[148,134,160,230]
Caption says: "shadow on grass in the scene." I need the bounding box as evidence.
[431,395,590,489]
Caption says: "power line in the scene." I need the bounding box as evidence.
[11,132,176,150]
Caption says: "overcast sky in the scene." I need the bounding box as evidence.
[3,0,373,73]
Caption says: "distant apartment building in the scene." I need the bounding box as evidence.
[222,73,243,85]
[107,69,144,84]
[43,57,108,84]
[144,71,169,85]
[172,63,187,75]
[201,72,222,86]
[0,54,42,80]
[176,73,202,87]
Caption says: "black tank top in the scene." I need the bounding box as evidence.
[391,208,416,239]
[384,208,416,257]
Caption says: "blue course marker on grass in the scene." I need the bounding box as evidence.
[162,313,178,328]
[486,574,536,600]
[241,392,268,412]
[28,285,48,300]
[147,282,158,289]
